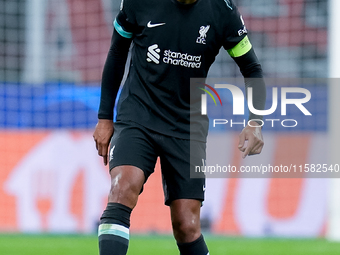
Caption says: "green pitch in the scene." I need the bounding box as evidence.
[0,234,340,255]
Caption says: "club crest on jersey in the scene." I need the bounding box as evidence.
[196,25,210,45]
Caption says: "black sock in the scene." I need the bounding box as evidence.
[177,235,209,255]
[98,203,132,255]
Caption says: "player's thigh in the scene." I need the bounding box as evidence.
[108,121,158,208]
[108,165,145,209]
[109,121,157,174]
[160,138,206,206]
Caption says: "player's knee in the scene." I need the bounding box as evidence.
[108,181,139,208]
[108,177,140,208]
[172,219,200,243]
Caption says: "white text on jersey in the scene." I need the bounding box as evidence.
[163,50,201,68]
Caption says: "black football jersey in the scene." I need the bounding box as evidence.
[114,0,250,141]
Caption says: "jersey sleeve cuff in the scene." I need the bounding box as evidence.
[114,19,133,39]
[98,111,114,120]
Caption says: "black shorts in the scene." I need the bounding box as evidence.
[109,121,206,206]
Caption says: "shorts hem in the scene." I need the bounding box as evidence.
[165,196,204,206]
[109,163,151,182]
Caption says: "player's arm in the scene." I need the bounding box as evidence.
[233,45,266,158]
[93,14,133,166]
[230,42,266,122]
[222,1,266,158]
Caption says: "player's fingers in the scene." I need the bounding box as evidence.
[97,142,106,155]
[256,146,263,154]
[98,145,109,166]
[93,133,98,150]
[252,137,264,151]
[94,140,98,150]
[243,136,255,158]
[93,125,99,149]
[103,155,108,166]
[249,143,264,155]
[248,137,264,156]
[238,133,246,151]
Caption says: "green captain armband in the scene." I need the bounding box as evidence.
[227,36,252,58]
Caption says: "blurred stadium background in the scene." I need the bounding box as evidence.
[1,0,339,254]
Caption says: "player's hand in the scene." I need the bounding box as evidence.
[93,119,114,166]
[238,121,264,159]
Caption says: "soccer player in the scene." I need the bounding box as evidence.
[93,0,266,254]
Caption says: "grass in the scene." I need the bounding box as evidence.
[0,234,340,255]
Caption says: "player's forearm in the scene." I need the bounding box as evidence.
[233,49,266,121]
[233,48,263,78]
[245,77,266,121]
[98,29,132,120]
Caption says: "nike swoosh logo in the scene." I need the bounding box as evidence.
[147,21,166,28]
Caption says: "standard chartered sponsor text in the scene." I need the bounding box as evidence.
[163,49,201,68]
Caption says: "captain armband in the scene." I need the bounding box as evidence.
[227,35,252,58]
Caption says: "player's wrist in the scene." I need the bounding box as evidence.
[248,120,262,127]
[97,118,114,125]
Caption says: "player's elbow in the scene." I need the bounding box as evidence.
[240,62,263,78]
